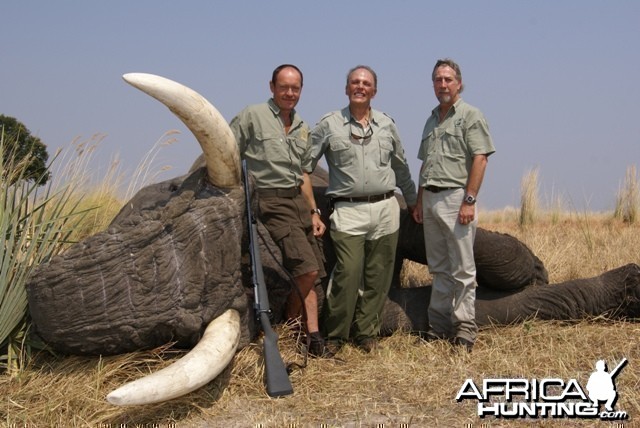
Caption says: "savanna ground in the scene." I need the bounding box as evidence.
[3,214,639,427]
[1,140,639,427]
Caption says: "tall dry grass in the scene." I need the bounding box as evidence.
[1,159,639,426]
[615,165,640,224]
[519,167,539,227]
[0,135,96,375]
[53,131,178,241]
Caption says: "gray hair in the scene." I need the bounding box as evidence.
[432,58,464,93]
[346,65,378,89]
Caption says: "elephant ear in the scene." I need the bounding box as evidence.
[474,229,548,290]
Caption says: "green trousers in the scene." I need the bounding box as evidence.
[322,229,399,343]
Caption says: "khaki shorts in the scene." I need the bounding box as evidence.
[258,194,326,279]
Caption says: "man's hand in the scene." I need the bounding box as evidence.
[312,215,326,237]
[458,203,475,225]
[411,204,423,224]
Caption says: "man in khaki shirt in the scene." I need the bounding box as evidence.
[230,64,330,357]
[311,65,417,353]
[412,59,495,352]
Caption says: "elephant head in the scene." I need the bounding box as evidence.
[27,74,258,405]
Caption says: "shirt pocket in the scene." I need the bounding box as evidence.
[290,137,307,164]
[378,139,394,166]
[442,127,466,158]
[255,131,287,159]
[329,137,353,166]
[419,130,437,159]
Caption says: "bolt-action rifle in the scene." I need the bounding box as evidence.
[242,160,293,397]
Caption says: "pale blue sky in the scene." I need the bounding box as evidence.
[2,1,639,210]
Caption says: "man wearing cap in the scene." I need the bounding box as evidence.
[310,65,417,353]
[412,58,495,352]
[230,64,329,357]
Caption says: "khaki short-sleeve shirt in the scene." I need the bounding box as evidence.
[230,99,311,189]
[310,107,417,206]
[418,99,495,188]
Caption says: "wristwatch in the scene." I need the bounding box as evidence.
[463,194,477,205]
[310,208,322,215]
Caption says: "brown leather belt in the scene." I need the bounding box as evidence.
[425,185,460,193]
[332,190,395,203]
[257,187,301,198]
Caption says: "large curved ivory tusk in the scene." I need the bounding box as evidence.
[122,72,241,188]
[106,309,241,406]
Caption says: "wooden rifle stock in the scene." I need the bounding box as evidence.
[243,161,293,397]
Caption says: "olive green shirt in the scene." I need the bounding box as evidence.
[310,107,417,206]
[230,98,311,189]
[418,99,495,188]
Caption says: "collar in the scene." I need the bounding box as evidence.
[340,106,381,126]
[268,98,284,116]
[268,98,299,125]
[432,98,464,119]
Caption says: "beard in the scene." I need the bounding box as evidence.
[438,94,452,104]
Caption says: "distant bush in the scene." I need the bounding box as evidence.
[0,115,50,185]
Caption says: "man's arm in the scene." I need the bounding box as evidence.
[228,111,248,154]
[308,119,329,172]
[388,122,417,208]
[301,172,326,237]
[412,185,424,224]
[465,154,488,199]
[459,154,489,224]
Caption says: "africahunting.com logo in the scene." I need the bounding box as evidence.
[456,358,629,420]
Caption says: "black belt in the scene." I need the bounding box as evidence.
[332,191,395,204]
[425,185,460,193]
[257,187,301,198]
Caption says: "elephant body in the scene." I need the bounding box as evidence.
[383,264,640,333]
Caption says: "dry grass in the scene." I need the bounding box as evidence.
[482,212,639,281]
[2,321,638,427]
[2,213,639,426]
[519,167,540,227]
[56,132,179,241]
[615,165,640,224]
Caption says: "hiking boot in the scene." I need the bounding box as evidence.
[355,337,379,353]
[414,331,447,344]
[452,336,474,353]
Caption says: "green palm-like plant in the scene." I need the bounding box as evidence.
[0,131,92,374]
